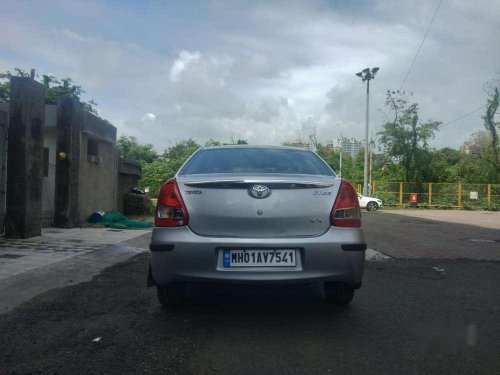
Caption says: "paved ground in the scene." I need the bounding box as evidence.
[0,228,151,314]
[0,228,152,279]
[0,229,385,315]
[0,211,499,374]
[363,211,500,260]
[380,209,500,230]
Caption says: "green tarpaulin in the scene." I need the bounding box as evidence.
[97,211,152,229]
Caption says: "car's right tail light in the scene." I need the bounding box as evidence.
[155,178,189,227]
[330,180,361,228]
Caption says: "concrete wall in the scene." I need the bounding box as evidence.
[54,98,81,228]
[44,104,57,127]
[0,107,7,233]
[2,85,139,230]
[54,101,122,224]
[117,158,142,213]
[1,102,58,228]
[78,112,119,222]
[41,104,57,227]
[5,77,45,238]
[82,111,116,143]
[42,126,57,226]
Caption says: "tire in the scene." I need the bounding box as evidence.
[324,282,355,306]
[366,201,379,211]
[157,283,186,307]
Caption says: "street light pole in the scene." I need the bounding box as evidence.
[364,79,370,195]
[356,67,379,196]
[369,131,373,194]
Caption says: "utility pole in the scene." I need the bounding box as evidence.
[356,67,379,195]
[339,133,343,178]
[335,123,343,179]
[369,131,373,194]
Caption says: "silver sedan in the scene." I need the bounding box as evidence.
[148,146,366,306]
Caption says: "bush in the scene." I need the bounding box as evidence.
[373,191,399,206]
[435,203,455,210]
[124,193,152,215]
[461,203,475,211]
[482,202,499,211]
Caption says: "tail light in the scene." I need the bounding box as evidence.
[330,180,361,228]
[155,178,189,227]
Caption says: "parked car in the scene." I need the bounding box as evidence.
[148,146,366,306]
[357,194,382,211]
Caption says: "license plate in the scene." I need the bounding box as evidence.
[223,249,297,268]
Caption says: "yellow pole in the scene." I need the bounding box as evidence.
[399,182,403,205]
[487,184,491,204]
[428,183,432,205]
[458,182,462,207]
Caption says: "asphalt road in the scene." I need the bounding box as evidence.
[363,210,500,260]
[1,213,500,374]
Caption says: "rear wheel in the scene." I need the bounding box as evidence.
[366,201,379,211]
[157,283,186,307]
[324,282,355,306]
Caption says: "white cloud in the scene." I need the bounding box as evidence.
[61,29,86,42]
[169,50,201,82]
[0,0,498,151]
[142,113,156,121]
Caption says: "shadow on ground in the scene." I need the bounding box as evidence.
[1,253,500,374]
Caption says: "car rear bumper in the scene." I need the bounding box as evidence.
[149,226,365,286]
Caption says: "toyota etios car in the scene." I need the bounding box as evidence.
[148,146,366,306]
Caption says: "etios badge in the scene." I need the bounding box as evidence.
[249,184,271,199]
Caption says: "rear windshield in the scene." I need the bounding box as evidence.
[179,148,334,176]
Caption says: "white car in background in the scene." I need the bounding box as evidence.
[357,194,382,211]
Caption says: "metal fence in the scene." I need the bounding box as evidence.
[353,181,500,208]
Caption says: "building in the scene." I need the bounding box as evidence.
[0,77,142,238]
[283,140,311,149]
[327,137,365,158]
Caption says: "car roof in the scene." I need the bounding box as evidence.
[200,145,313,152]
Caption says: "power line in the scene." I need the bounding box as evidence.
[440,104,486,127]
[380,0,443,126]
[399,0,443,92]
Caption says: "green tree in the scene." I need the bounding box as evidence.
[0,68,98,114]
[316,147,363,181]
[205,138,221,146]
[222,137,248,145]
[140,159,178,197]
[481,86,499,179]
[456,130,499,183]
[424,147,461,182]
[378,90,441,182]
[316,147,340,173]
[117,135,158,164]
[368,149,405,181]
[163,139,200,161]
[141,139,201,196]
[0,68,29,102]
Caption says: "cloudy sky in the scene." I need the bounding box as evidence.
[1,0,499,151]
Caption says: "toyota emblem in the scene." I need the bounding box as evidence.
[249,184,271,199]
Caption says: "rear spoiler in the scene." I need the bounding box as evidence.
[183,179,335,189]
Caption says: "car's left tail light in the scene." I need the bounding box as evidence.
[155,178,189,227]
[330,180,361,228]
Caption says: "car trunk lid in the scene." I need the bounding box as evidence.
[177,174,340,238]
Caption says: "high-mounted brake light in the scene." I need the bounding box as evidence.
[330,180,361,228]
[155,178,189,227]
